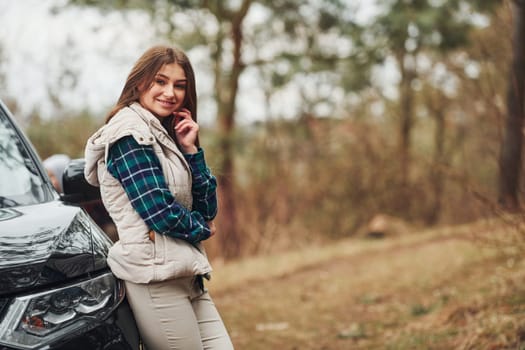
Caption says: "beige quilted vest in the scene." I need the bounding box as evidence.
[84,103,212,283]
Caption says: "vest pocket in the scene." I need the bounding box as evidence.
[120,241,153,265]
[153,233,166,264]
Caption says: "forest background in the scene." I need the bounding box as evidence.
[1,0,524,261]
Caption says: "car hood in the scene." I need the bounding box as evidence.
[0,201,112,295]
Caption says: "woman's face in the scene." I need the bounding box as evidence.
[139,63,187,118]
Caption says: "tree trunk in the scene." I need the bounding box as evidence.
[428,105,446,225]
[214,0,251,259]
[399,68,413,187]
[396,50,416,213]
[498,0,525,211]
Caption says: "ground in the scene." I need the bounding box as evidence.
[208,218,525,349]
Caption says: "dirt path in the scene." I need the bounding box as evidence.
[210,230,525,349]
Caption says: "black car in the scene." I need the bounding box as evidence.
[0,100,140,350]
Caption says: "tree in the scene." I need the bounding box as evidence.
[166,0,368,257]
[367,0,499,209]
[498,0,525,211]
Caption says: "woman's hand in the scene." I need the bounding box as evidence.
[173,108,198,154]
[207,220,216,237]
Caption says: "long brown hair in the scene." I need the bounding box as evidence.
[106,45,198,143]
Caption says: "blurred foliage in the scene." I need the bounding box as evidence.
[23,110,102,161]
[206,1,511,256]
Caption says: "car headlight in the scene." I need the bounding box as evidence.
[0,272,124,349]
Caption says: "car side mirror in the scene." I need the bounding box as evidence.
[61,158,101,204]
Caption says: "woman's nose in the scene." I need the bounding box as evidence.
[163,86,175,97]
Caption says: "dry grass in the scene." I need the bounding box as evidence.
[207,217,525,349]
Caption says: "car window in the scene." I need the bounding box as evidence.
[0,109,47,207]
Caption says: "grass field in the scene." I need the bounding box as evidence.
[208,217,525,349]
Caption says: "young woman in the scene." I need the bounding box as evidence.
[84,45,234,350]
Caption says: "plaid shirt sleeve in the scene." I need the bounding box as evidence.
[183,149,218,221]
[107,136,211,244]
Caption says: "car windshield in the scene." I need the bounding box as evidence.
[0,109,47,208]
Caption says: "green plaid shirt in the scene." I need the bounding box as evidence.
[107,136,217,244]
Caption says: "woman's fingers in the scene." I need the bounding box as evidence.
[174,108,191,122]
[207,221,216,237]
[173,109,199,153]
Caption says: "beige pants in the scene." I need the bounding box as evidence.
[124,277,234,350]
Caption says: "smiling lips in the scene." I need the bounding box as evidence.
[157,99,176,108]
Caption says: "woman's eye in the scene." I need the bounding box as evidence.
[156,79,166,85]
[174,84,186,90]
